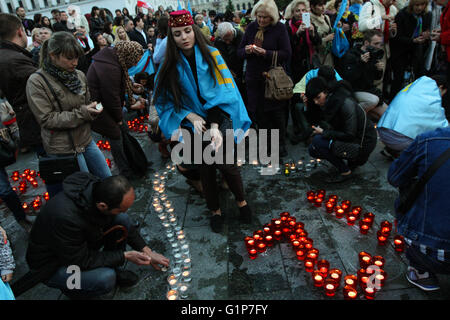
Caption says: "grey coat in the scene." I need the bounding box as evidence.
[0,241,15,276]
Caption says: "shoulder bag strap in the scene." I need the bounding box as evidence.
[35,72,77,154]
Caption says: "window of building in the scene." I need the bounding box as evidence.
[30,0,36,9]
[44,0,49,6]
[18,0,24,7]
[7,3,13,13]
[237,4,240,10]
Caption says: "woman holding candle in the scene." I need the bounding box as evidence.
[305,77,378,183]
[153,10,253,233]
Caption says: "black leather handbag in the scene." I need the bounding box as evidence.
[331,104,367,160]
[35,73,80,184]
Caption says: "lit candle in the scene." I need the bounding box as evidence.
[297,160,303,172]
[341,200,351,213]
[359,221,370,235]
[363,212,375,226]
[346,213,357,226]
[329,268,342,287]
[351,206,362,219]
[359,252,372,269]
[256,241,267,253]
[317,259,330,277]
[245,237,255,250]
[325,201,335,213]
[343,285,358,300]
[394,235,405,252]
[306,191,316,203]
[334,206,345,219]
[380,220,392,235]
[181,270,192,282]
[374,269,387,288]
[357,268,369,289]
[312,270,325,287]
[344,275,358,289]
[166,289,178,300]
[371,256,385,269]
[314,196,323,208]
[296,248,307,261]
[377,230,388,246]
[264,235,274,247]
[167,275,178,288]
[248,248,257,260]
[324,279,338,297]
[179,284,189,299]
[364,286,376,300]
[303,238,314,250]
[304,257,315,272]
[273,230,282,241]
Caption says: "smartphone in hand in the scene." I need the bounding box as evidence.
[302,12,311,28]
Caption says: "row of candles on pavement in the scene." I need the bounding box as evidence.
[127,115,149,133]
[151,164,193,301]
[244,211,391,299]
[9,170,50,213]
[306,190,405,250]
[235,158,322,173]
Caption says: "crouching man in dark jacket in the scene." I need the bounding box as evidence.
[24,172,169,299]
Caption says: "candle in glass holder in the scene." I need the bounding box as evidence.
[335,206,345,219]
[380,220,392,235]
[364,286,376,300]
[273,229,282,241]
[346,213,357,226]
[167,274,179,289]
[181,270,192,282]
[312,270,325,287]
[371,256,385,269]
[374,269,387,288]
[160,195,168,202]
[343,285,358,300]
[329,268,342,286]
[178,283,189,299]
[273,219,282,229]
[245,237,255,250]
[306,191,316,203]
[317,259,329,277]
[295,221,305,229]
[303,238,314,250]
[314,196,323,207]
[344,275,358,289]
[325,201,335,213]
[359,251,372,268]
[280,211,290,218]
[291,239,301,250]
[324,279,338,297]
[377,230,388,246]
[248,248,257,260]
[263,225,272,236]
[394,235,405,252]
[166,289,178,300]
[341,200,351,213]
[297,160,304,172]
[363,212,375,225]
[296,247,307,261]
[256,241,267,253]
[306,248,319,261]
[359,221,370,235]
[357,268,369,289]
[304,258,315,272]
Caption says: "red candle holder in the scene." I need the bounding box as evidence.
[346,213,357,226]
[280,211,290,218]
[324,279,338,297]
[253,230,264,237]
[307,191,316,203]
[317,259,330,277]
[344,274,358,289]
[264,235,274,247]
[288,234,297,242]
[328,195,338,202]
[380,220,392,236]
[263,226,272,236]
[296,247,307,261]
[256,241,267,253]
[334,206,345,219]
[22,202,29,213]
[394,235,405,252]
[43,192,50,201]
[351,206,362,216]
[329,268,342,286]
[363,212,375,226]
[248,248,257,260]
[304,258,315,272]
[371,256,385,269]
[374,269,387,288]
[303,238,314,250]
[325,201,335,213]
[317,189,326,197]
[288,220,297,229]
[341,200,351,213]
[359,251,372,269]
[359,221,370,235]
[245,237,255,250]
[377,230,388,246]
[314,196,323,207]
[291,239,301,250]
[280,216,288,226]
[273,229,283,241]
[306,248,319,262]
[312,270,325,287]
[364,286,376,300]
[357,268,369,288]
[273,219,282,229]
[343,285,358,300]
[295,222,305,229]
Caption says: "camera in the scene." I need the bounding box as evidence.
[364,46,384,63]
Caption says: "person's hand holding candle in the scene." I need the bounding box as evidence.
[311,125,323,135]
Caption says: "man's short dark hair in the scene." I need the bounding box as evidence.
[310,0,327,7]
[51,9,60,14]
[0,13,23,41]
[133,15,143,26]
[115,9,121,14]
[363,29,383,43]
[318,66,337,82]
[15,6,24,13]
[306,76,328,102]
[92,175,133,210]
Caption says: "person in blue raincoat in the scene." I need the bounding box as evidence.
[154,10,253,233]
[378,75,449,159]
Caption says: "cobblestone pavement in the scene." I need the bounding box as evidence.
[2,116,449,300]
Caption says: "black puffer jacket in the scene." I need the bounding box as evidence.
[320,80,377,155]
[26,172,146,275]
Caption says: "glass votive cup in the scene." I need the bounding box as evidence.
[334,206,345,219]
[364,286,376,300]
[324,279,338,297]
[329,268,342,287]
[178,282,189,299]
[394,235,405,252]
[371,256,385,269]
[181,270,192,282]
[344,274,358,289]
[343,285,358,300]
[174,253,183,264]
[359,251,372,269]
[312,270,325,287]
[180,244,190,255]
[359,221,370,235]
[167,274,179,289]
[166,289,178,300]
[346,213,357,226]
[248,248,257,260]
[377,230,388,246]
[296,247,307,261]
[304,258,315,272]
[172,266,182,278]
[317,259,330,277]
[183,258,191,269]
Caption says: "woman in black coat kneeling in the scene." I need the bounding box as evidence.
[305,78,377,183]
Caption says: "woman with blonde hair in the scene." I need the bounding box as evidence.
[238,0,292,157]
[389,0,431,98]
[113,26,130,45]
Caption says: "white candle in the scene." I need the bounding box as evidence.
[166,289,178,300]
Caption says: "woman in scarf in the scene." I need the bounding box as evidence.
[154,10,253,233]
[389,0,431,98]
[237,0,292,157]
[310,0,335,66]
[87,41,146,179]
[67,5,90,34]
[26,32,112,192]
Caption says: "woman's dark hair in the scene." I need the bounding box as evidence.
[33,13,42,25]
[305,76,329,101]
[113,16,124,26]
[310,0,327,7]
[103,21,113,34]
[40,31,85,68]
[91,6,100,17]
[154,24,218,112]
[92,175,133,210]
[41,16,51,26]
[156,15,169,38]
[99,9,108,20]
[317,65,337,82]
[122,7,130,17]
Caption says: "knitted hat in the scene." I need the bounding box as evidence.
[169,10,194,28]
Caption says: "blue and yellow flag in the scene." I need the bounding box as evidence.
[128,50,155,77]
[155,45,251,143]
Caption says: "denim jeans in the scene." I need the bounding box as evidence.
[45,213,132,298]
[0,167,25,221]
[309,135,350,173]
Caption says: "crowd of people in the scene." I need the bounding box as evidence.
[0,0,449,299]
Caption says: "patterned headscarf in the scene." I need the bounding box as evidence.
[114,41,144,105]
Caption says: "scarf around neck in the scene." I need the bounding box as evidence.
[43,60,82,95]
[254,25,265,47]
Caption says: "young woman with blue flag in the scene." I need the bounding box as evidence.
[154,10,253,233]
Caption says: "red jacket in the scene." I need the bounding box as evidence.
[440,2,450,61]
